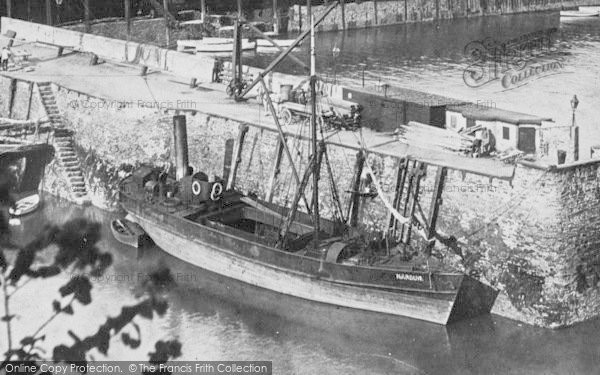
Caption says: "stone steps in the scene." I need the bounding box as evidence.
[38,82,90,205]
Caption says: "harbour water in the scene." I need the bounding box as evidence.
[3,10,600,375]
[4,195,600,374]
[251,11,600,159]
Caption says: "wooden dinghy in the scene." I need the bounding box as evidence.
[256,38,298,48]
[560,10,599,17]
[111,218,148,248]
[9,194,40,217]
[177,39,256,53]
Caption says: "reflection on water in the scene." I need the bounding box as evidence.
[4,196,600,374]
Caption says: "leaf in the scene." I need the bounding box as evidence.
[20,336,36,346]
[52,300,61,313]
[36,265,61,278]
[53,345,85,364]
[148,340,182,364]
[62,305,74,315]
[121,332,141,349]
[1,314,15,322]
[153,299,168,317]
[59,276,93,305]
[8,247,36,284]
[53,219,103,270]
[92,327,111,355]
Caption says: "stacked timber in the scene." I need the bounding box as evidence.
[394,121,474,154]
[0,117,50,131]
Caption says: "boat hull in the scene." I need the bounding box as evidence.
[125,203,497,325]
[111,219,146,248]
[177,39,256,53]
[560,10,599,17]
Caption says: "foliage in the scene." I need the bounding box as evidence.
[0,165,181,372]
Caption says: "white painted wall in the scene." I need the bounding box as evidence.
[1,17,215,82]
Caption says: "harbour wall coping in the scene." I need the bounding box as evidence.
[0,17,215,83]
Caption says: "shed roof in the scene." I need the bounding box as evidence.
[447,103,552,125]
[346,85,468,107]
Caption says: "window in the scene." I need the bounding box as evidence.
[503,126,510,140]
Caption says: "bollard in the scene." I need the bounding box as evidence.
[57,46,64,57]
[140,65,148,76]
[89,53,98,65]
[190,78,197,88]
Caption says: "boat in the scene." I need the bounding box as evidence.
[177,38,256,54]
[110,218,148,248]
[119,6,498,325]
[0,143,54,218]
[9,194,40,217]
[255,38,298,48]
[560,10,599,17]
[579,6,600,12]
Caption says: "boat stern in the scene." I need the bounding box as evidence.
[446,275,498,324]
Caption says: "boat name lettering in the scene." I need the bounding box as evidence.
[395,273,424,282]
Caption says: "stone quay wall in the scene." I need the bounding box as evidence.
[1,74,600,328]
[288,0,600,32]
[64,18,194,48]
[3,73,600,328]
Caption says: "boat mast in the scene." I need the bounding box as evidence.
[310,15,320,251]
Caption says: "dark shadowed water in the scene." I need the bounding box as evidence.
[3,194,600,374]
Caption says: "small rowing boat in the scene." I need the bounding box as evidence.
[177,39,257,53]
[560,10,599,18]
[9,194,40,217]
[111,218,148,248]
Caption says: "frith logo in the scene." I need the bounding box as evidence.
[462,28,566,90]
[395,273,424,282]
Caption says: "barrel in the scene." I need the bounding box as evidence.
[557,150,567,165]
[280,84,293,101]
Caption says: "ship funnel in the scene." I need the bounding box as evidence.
[173,115,189,181]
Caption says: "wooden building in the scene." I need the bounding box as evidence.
[445,103,552,154]
[341,86,466,132]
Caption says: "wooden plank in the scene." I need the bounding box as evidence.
[124,0,131,38]
[259,78,311,213]
[226,124,249,190]
[46,0,52,25]
[424,166,447,256]
[163,0,170,48]
[279,153,317,248]
[222,138,235,182]
[266,137,284,202]
[8,79,17,119]
[403,162,426,245]
[84,0,91,33]
[348,150,365,227]
[389,157,409,237]
[341,0,346,30]
[25,82,34,120]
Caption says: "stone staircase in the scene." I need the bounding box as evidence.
[38,82,91,205]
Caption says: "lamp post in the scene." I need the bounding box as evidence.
[358,62,367,87]
[571,95,579,126]
[332,45,340,85]
[571,95,579,161]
